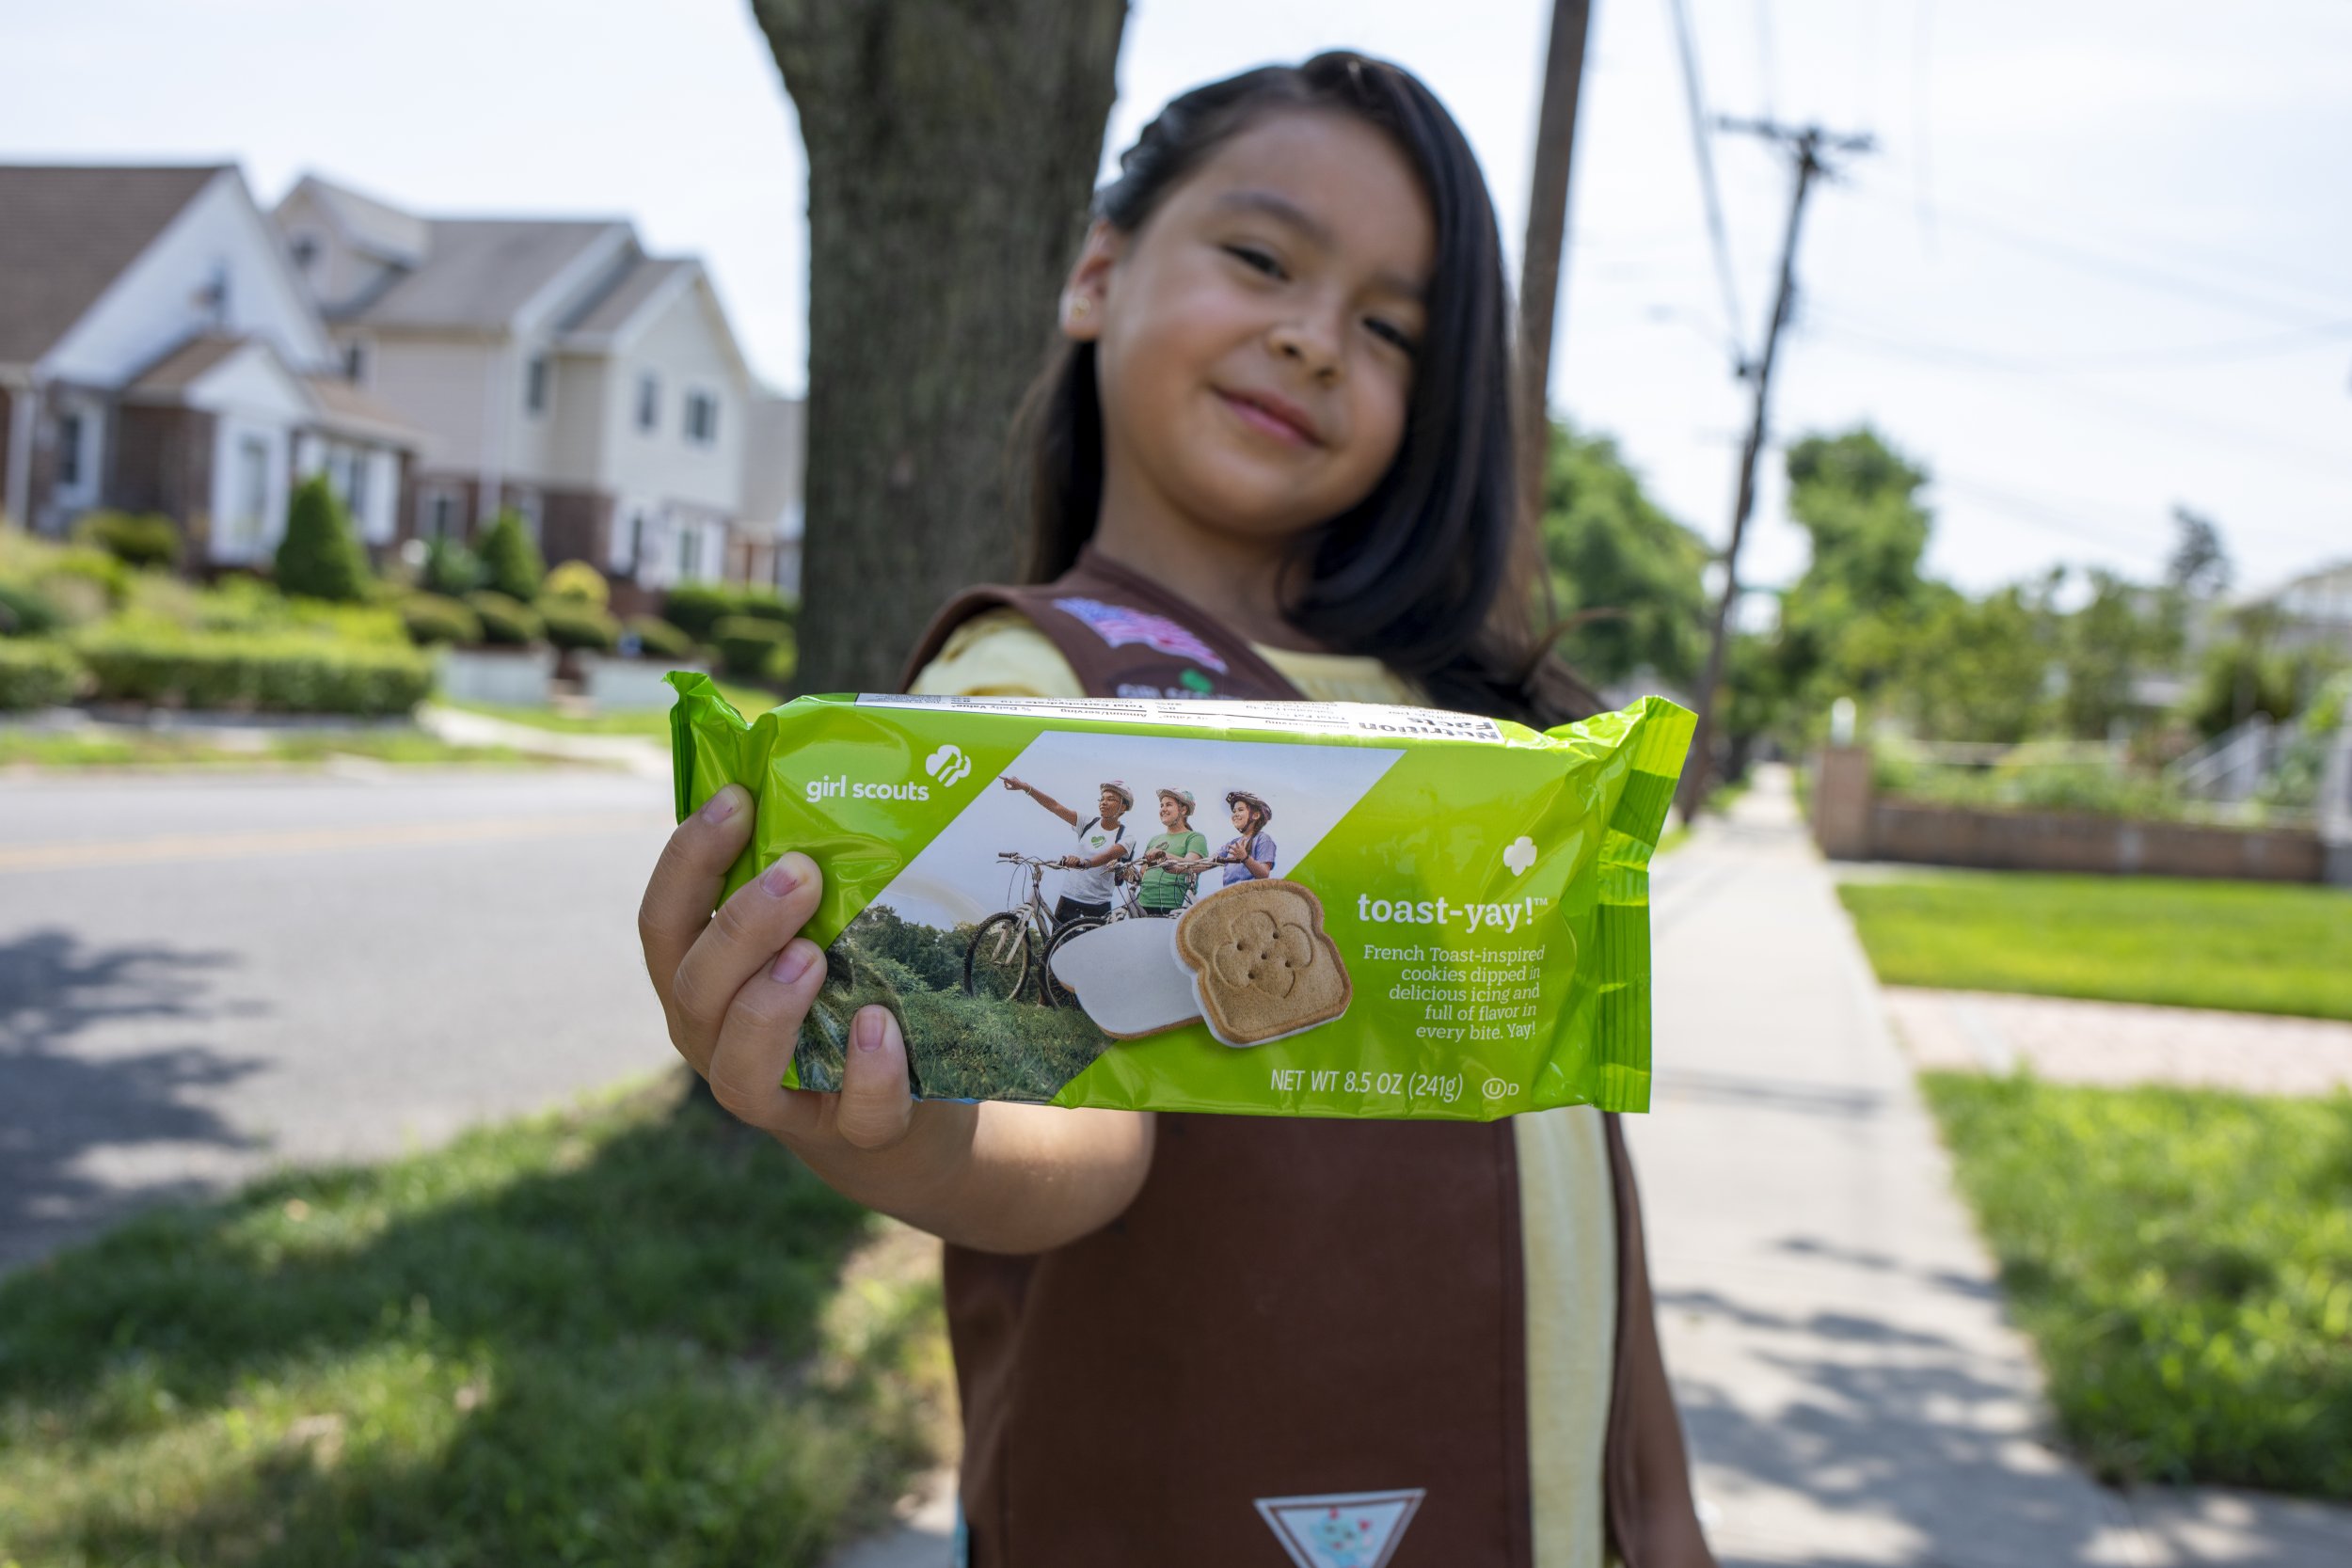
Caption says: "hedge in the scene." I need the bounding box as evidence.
[711,615,793,682]
[535,595,621,652]
[466,591,543,647]
[0,639,84,710]
[662,585,797,641]
[399,594,484,647]
[0,579,65,638]
[72,627,433,715]
[72,511,182,570]
[623,614,694,659]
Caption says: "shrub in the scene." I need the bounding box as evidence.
[38,547,129,611]
[399,593,484,647]
[729,588,796,627]
[623,614,694,660]
[0,579,64,638]
[71,626,432,715]
[275,476,373,603]
[476,510,545,603]
[465,591,543,647]
[660,584,734,641]
[0,639,84,710]
[711,615,792,682]
[764,637,797,689]
[535,595,621,653]
[543,560,611,607]
[72,510,181,570]
[422,536,485,597]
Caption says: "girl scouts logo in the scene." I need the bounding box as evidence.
[1253,1489,1424,1568]
[1052,596,1230,674]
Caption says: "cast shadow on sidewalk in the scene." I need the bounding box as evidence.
[0,927,269,1270]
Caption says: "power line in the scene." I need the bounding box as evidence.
[1809,301,2352,372]
[1665,0,1745,366]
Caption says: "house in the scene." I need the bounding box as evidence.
[2243,559,2352,658]
[274,174,801,610]
[0,164,421,564]
[738,388,805,595]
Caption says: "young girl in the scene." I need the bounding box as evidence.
[637,51,1711,1568]
[1135,787,1208,914]
[1215,788,1278,883]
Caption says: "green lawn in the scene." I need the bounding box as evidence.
[1838,872,2352,1021]
[1924,1072,2352,1497]
[0,728,548,769]
[0,1072,950,1567]
[442,681,783,740]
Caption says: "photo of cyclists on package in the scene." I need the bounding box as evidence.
[795,728,1399,1101]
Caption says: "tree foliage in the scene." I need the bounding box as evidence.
[1537,421,1708,689]
[274,475,372,603]
[475,510,546,604]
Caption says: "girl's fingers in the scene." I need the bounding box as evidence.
[704,937,831,1133]
[639,785,755,996]
[832,1006,916,1149]
[668,850,824,1047]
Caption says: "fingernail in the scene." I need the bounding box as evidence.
[701,786,742,824]
[771,941,819,986]
[853,1009,886,1053]
[758,857,802,897]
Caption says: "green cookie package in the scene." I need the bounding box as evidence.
[668,674,1692,1119]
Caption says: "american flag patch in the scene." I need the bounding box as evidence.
[1051,597,1229,673]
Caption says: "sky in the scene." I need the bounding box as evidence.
[7,0,2347,598]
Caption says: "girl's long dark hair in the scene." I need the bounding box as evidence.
[1007,50,1596,725]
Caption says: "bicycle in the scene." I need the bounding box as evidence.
[1040,857,1200,997]
[964,852,1070,1006]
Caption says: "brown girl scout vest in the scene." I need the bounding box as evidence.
[898,545,1712,1567]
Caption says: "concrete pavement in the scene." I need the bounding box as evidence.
[0,766,676,1270]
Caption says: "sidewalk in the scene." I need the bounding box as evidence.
[1638,768,2352,1566]
[416,703,672,777]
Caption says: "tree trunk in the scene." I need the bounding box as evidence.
[750,0,1129,693]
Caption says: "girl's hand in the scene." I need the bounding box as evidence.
[638,784,926,1153]
[1000,775,1026,793]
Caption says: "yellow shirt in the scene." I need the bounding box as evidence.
[912,606,1617,1568]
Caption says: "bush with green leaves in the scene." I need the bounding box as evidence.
[72,510,181,570]
[465,591,543,647]
[764,636,798,689]
[275,475,373,603]
[535,595,621,653]
[0,639,84,709]
[711,614,792,682]
[660,583,735,641]
[399,593,484,647]
[0,579,64,638]
[730,588,796,626]
[543,560,610,607]
[623,614,694,660]
[475,510,546,603]
[421,536,485,597]
[72,626,431,715]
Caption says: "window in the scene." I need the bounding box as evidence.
[525,355,548,415]
[344,447,369,523]
[229,436,269,554]
[626,509,647,571]
[684,389,718,446]
[290,234,319,270]
[56,410,84,488]
[678,522,702,580]
[423,487,460,540]
[342,341,368,384]
[636,373,660,432]
[511,489,543,540]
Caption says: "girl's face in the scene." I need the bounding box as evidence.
[1159,796,1185,829]
[1100,789,1126,822]
[1063,109,1435,552]
[1231,801,1252,833]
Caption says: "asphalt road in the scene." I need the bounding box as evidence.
[0,765,680,1271]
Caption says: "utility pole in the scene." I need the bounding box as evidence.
[1515,0,1595,543]
[1677,119,1873,819]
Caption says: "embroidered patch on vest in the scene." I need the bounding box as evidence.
[1254,1489,1424,1568]
[1051,596,1230,673]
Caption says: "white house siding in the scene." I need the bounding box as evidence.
[351,334,487,472]
[546,354,606,486]
[604,278,746,515]
[190,350,310,565]
[275,185,405,319]
[44,173,331,387]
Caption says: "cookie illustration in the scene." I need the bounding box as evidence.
[1174,879,1352,1047]
[1046,918,1202,1039]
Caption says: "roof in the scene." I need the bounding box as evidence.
[0,164,228,366]
[123,331,251,395]
[335,216,628,330]
[283,174,429,265]
[561,255,697,340]
[304,374,429,444]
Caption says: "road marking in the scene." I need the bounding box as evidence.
[0,811,669,874]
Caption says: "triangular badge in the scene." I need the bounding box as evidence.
[1254,1489,1425,1568]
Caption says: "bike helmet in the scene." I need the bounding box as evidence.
[1224,789,1272,826]
[1098,780,1134,808]
[1155,786,1195,812]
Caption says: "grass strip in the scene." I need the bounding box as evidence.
[0,1071,950,1567]
[1923,1072,2352,1497]
[1838,871,2352,1022]
[0,729,553,769]
[443,681,782,740]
